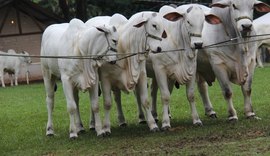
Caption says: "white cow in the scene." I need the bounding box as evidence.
[253,13,270,67]
[0,49,32,87]
[113,5,221,130]
[41,18,118,138]
[147,5,221,130]
[87,11,182,134]
[197,0,270,121]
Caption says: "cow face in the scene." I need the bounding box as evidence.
[179,5,221,49]
[96,25,118,63]
[211,0,270,37]
[21,51,32,64]
[133,12,168,53]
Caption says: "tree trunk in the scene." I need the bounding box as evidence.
[58,0,70,22]
[76,0,87,22]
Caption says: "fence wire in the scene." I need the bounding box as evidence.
[0,33,270,62]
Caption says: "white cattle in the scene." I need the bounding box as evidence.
[113,5,221,130]
[253,13,270,67]
[0,49,32,87]
[41,18,118,138]
[147,5,221,129]
[197,0,270,121]
[87,11,182,134]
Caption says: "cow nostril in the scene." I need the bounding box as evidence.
[156,47,162,53]
[242,24,252,31]
[109,60,116,64]
[194,43,203,49]
[162,30,167,38]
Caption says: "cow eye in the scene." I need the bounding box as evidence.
[187,21,192,26]
[232,4,238,10]
[152,24,157,29]
[112,39,117,45]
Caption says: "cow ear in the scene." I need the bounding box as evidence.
[133,20,147,28]
[163,12,183,22]
[210,0,230,8]
[22,51,25,54]
[96,26,109,33]
[254,1,270,12]
[205,14,222,25]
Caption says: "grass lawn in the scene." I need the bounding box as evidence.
[1,66,270,156]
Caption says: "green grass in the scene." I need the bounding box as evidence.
[1,66,270,156]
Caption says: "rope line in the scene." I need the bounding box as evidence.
[1,33,270,60]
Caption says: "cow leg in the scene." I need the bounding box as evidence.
[44,76,56,136]
[26,71,29,84]
[90,74,105,137]
[61,76,78,139]
[242,63,258,119]
[9,74,14,86]
[154,71,171,130]
[89,110,95,130]
[73,88,85,134]
[14,70,19,86]
[134,89,146,124]
[197,75,216,118]
[256,48,263,68]
[113,88,127,126]
[186,74,202,126]
[135,73,158,132]
[151,77,159,122]
[101,79,113,135]
[213,65,237,121]
[0,70,5,87]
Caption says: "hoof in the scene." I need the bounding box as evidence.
[69,133,78,139]
[139,120,147,124]
[46,127,54,136]
[97,130,106,137]
[77,129,86,135]
[119,123,127,127]
[104,131,111,136]
[161,126,171,131]
[46,133,54,137]
[193,121,203,127]
[209,113,217,119]
[247,115,261,120]
[228,116,238,123]
[89,126,95,131]
[150,127,160,132]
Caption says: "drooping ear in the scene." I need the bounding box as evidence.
[96,26,109,33]
[254,1,270,12]
[205,14,222,25]
[210,0,230,8]
[163,12,183,22]
[133,20,147,28]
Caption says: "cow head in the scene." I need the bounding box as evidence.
[96,25,118,64]
[211,0,270,37]
[133,12,181,53]
[176,5,222,49]
[21,51,32,64]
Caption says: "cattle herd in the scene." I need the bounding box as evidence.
[1,0,270,139]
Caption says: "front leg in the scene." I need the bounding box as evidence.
[113,88,127,126]
[89,73,105,137]
[212,64,237,121]
[135,72,158,132]
[0,71,5,87]
[242,62,258,119]
[61,76,78,139]
[186,73,202,126]
[197,74,217,118]
[154,70,171,131]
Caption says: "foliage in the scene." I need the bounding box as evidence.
[1,65,270,155]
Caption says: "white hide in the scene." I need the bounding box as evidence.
[253,13,270,67]
[197,0,270,120]
[0,49,31,87]
[41,18,118,138]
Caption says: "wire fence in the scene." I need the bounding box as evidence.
[0,33,270,62]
